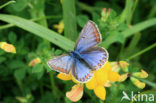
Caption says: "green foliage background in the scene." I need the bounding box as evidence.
[0,0,156,103]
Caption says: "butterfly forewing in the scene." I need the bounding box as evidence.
[74,20,102,53]
[47,55,74,74]
[81,46,108,71]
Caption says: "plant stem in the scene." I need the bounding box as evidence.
[126,32,141,57]
[0,0,15,9]
[127,43,156,60]
[49,72,56,97]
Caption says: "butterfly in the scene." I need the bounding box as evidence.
[47,20,108,83]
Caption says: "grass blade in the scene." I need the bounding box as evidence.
[62,0,77,41]
[122,18,156,38]
[0,14,75,51]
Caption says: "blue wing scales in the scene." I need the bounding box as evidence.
[72,59,93,83]
[80,46,108,70]
[47,55,74,74]
[74,20,101,53]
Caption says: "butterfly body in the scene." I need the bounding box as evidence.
[70,51,83,60]
[47,20,108,83]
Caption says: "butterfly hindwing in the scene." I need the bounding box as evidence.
[47,55,74,74]
[74,20,101,53]
[80,46,108,70]
[72,59,93,83]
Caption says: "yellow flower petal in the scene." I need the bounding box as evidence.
[130,77,146,89]
[104,80,112,87]
[103,61,112,74]
[95,67,107,85]
[53,21,64,34]
[86,75,97,89]
[28,57,41,67]
[108,71,120,82]
[0,42,16,53]
[94,62,112,85]
[132,69,148,78]
[94,86,106,101]
[119,73,128,82]
[57,73,72,81]
[66,84,83,102]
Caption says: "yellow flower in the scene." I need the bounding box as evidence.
[57,61,120,101]
[54,20,64,34]
[0,42,16,53]
[86,61,120,100]
[28,57,41,67]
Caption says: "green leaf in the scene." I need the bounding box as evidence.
[100,31,125,48]
[55,49,63,55]
[9,60,25,69]
[8,31,17,44]
[32,64,43,73]
[44,64,51,72]
[36,70,44,80]
[0,57,6,63]
[62,0,77,41]
[9,0,29,12]
[0,14,75,51]
[14,68,26,80]
[77,15,89,28]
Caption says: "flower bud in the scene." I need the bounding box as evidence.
[0,42,16,53]
[130,77,146,89]
[101,8,111,22]
[132,69,148,78]
[29,57,41,67]
[119,61,129,72]
[119,73,128,82]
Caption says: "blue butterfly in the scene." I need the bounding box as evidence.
[47,20,108,83]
